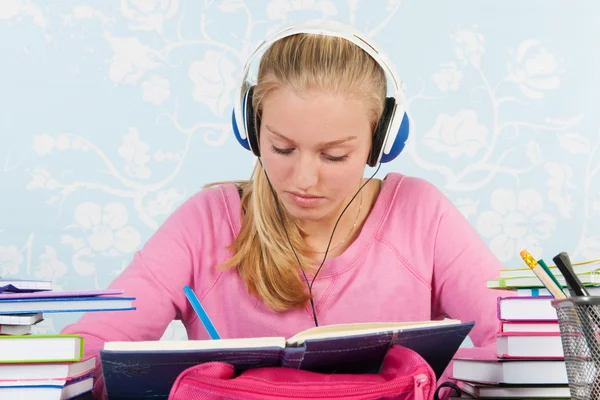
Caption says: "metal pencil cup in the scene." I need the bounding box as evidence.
[552,296,600,399]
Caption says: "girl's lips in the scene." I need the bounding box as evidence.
[286,192,324,208]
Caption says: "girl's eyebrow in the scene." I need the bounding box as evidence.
[265,124,357,147]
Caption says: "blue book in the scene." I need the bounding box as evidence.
[0,296,135,314]
[100,319,474,400]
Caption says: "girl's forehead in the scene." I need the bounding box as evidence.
[261,89,372,144]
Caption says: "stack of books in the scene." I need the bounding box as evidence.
[0,277,135,399]
[448,257,600,399]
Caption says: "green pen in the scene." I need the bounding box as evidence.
[538,258,565,294]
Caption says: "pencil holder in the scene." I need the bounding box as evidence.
[552,296,600,399]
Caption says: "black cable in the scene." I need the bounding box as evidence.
[259,158,382,326]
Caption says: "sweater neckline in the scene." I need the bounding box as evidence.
[224,173,400,278]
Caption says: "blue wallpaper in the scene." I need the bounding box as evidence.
[1,1,599,338]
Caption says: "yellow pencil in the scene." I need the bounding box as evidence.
[519,250,566,299]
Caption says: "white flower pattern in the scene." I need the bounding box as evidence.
[506,39,560,99]
[477,189,557,262]
[107,35,161,84]
[146,188,184,217]
[121,0,178,33]
[432,63,463,92]
[0,246,23,277]
[118,127,152,179]
[423,109,488,158]
[34,246,67,283]
[189,50,237,116]
[266,0,337,20]
[141,75,171,105]
[32,133,55,156]
[558,132,589,154]
[0,0,46,29]
[62,202,141,276]
[452,29,485,67]
[1,2,597,339]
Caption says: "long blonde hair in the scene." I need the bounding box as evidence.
[215,33,386,312]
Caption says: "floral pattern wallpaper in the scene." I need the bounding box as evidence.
[1,1,599,338]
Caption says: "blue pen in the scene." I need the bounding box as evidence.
[183,285,221,339]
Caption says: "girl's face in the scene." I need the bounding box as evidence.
[259,87,373,223]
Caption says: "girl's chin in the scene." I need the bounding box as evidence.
[283,202,341,223]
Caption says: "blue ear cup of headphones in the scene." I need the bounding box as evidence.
[377,106,409,166]
[232,87,256,154]
[231,111,250,152]
[367,97,409,167]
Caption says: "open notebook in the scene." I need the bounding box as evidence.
[101,319,474,400]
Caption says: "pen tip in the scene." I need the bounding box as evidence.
[559,252,572,264]
[553,252,570,266]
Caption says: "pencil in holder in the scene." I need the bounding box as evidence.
[552,296,600,399]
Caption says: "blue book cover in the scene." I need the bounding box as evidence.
[100,320,474,400]
[0,296,135,314]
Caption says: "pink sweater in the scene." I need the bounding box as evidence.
[61,173,509,398]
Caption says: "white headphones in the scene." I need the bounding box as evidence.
[231,20,410,167]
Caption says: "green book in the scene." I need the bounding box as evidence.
[0,334,84,364]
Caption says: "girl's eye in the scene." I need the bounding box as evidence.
[270,145,349,163]
[323,154,349,163]
[270,145,293,155]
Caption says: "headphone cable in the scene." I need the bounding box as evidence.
[259,158,382,327]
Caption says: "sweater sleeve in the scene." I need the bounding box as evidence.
[430,192,511,346]
[429,191,514,397]
[60,191,209,398]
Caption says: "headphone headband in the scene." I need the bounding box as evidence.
[232,20,409,165]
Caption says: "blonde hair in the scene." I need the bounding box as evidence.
[214,33,386,312]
